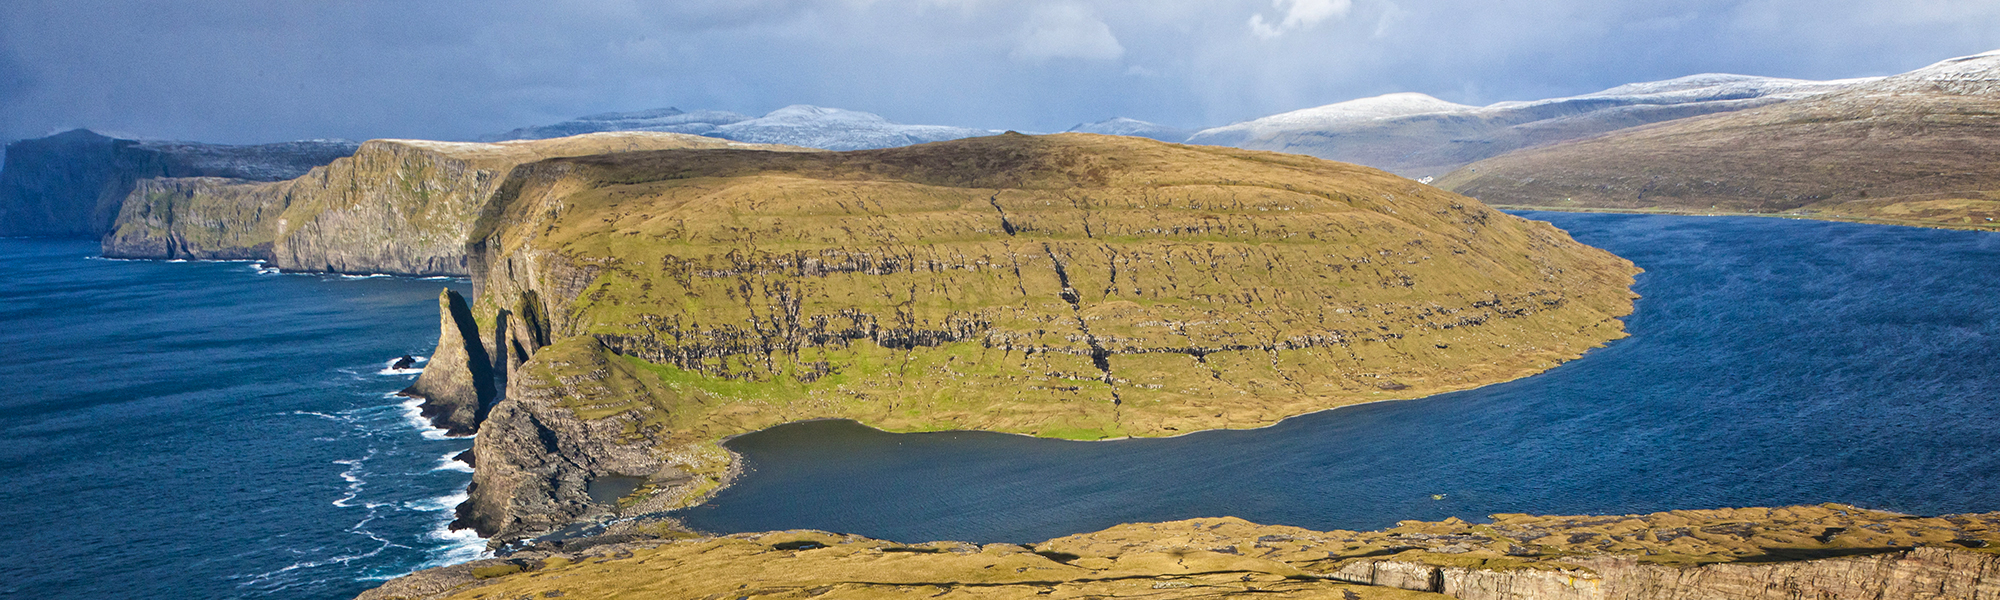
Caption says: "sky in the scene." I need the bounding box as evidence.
[3,0,1999,145]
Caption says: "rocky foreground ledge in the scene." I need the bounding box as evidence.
[359,503,1999,600]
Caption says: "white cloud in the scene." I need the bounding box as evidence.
[1011,3,1125,61]
[1249,0,1354,39]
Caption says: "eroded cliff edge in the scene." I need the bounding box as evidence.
[360,503,2000,600]
[423,132,1641,547]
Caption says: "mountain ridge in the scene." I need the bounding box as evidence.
[1435,48,2000,230]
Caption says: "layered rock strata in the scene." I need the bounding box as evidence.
[424,132,1639,547]
[102,132,811,274]
[1437,49,2000,230]
[359,504,2000,600]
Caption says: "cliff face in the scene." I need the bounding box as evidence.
[102,132,812,274]
[359,504,2000,600]
[1436,49,2000,230]
[0,129,357,237]
[436,132,1638,546]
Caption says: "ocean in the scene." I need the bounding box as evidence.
[0,239,477,599]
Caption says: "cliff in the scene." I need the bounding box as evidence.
[401,289,496,436]
[1436,49,2000,231]
[0,129,357,237]
[103,132,814,274]
[429,132,1639,546]
[359,503,2000,600]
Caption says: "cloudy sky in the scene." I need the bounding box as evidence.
[3,0,1998,144]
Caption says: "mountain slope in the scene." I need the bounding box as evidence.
[1189,76,1867,178]
[1436,49,2000,230]
[432,132,1638,545]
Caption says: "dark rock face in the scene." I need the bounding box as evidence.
[0,129,357,237]
[101,177,287,260]
[456,337,682,543]
[403,289,497,436]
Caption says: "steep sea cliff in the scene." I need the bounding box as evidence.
[101,132,811,275]
[0,129,357,237]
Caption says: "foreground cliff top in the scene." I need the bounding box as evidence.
[360,503,2000,600]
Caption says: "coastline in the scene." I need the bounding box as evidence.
[1493,204,2000,232]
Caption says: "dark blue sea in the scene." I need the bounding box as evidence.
[0,239,477,600]
[676,212,2000,543]
[6,213,1999,599]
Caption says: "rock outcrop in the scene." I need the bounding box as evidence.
[102,132,813,274]
[401,289,496,436]
[359,504,2000,600]
[0,129,357,237]
[1186,75,1866,179]
[1436,49,2000,230]
[439,132,1638,546]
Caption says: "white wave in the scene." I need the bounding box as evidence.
[396,396,463,440]
[419,519,491,571]
[166,259,188,263]
[409,490,469,512]
[338,273,391,279]
[331,454,371,508]
[432,450,474,473]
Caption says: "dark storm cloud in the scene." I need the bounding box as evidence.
[2,0,1997,144]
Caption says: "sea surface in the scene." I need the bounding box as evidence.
[0,239,477,600]
[675,212,2000,544]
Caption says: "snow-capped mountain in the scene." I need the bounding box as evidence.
[1186,75,1875,178]
[1064,117,1195,143]
[483,107,753,141]
[1435,49,2000,228]
[1188,93,1476,148]
[709,105,996,151]
[487,105,995,151]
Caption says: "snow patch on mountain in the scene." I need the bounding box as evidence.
[483,108,752,141]
[1189,93,1474,146]
[710,105,997,151]
[1064,118,1195,143]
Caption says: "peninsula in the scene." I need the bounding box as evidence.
[394,132,1640,547]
